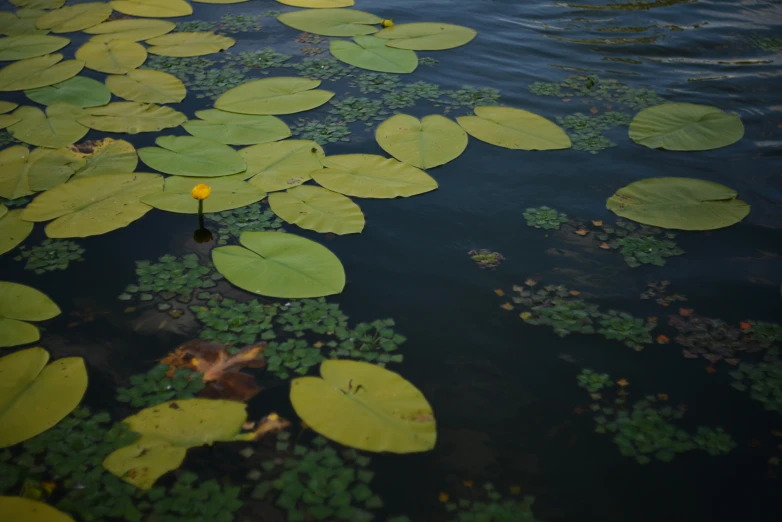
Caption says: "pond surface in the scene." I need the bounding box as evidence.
[1,0,781,521]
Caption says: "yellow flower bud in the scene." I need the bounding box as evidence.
[191,184,211,200]
[382,19,394,28]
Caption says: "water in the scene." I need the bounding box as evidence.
[1,0,781,521]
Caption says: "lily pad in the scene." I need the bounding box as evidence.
[457,106,571,150]
[139,136,246,177]
[146,32,236,57]
[0,9,51,37]
[84,18,176,43]
[75,39,148,74]
[8,104,88,148]
[330,36,417,73]
[106,69,186,103]
[22,173,164,238]
[215,77,334,115]
[276,0,353,7]
[35,3,113,33]
[77,102,187,133]
[0,210,34,255]
[141,176,266,214]
[213,231,345,298]
[375,114,467,169]
[375,22,477,51]
[278,8,382,37]
[103,399,254,489]
[110,0,193,18]
[606,177,750,231]
[291,360,436,453]
[312,154,438,198]
[269,185,364,235]
[0,497,75,522]
[0,146,85,198]
[71,138,138,178]
[628,102,744,151]
[0,54,84,91]
[240,140,325,192]
[0,35,69,61]
[183,110,291,145]
[11,0,65,7]
[0,347,86,447]
[0,282,60,348]
[24,76,111,107]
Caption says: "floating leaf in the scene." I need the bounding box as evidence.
[146,32,236,57]
[330,35,417,73]
[606,177,750,231]
[0,204,5,219]
[269,185,364,235]
[291,360,436,453]
[141,176,265,213]
[0,210,34,255]
[70,138,138,178]
[77,102,186,133]
[457,106,571,150]
[213,231,345,298]
[240,140,324,192]
[191,0,249,3]
[312,154,438,198]
[629,102,744,151]
[0,146,34,199]
[0,497,75,522]
[106,69,186,103]
[35,3,113,33]
[11,0,65,6]
[139,136,246,177]
[110,0,193,18]
[375,114,467,169]
[25,76,111,107]
[0,54,83,91]
[375,22,477,50]
[276,0,353,7]
[0,282,60,348]
[75,39,148,74]
[22,173,163,238]
[278,8,382,37]
[0,35,69,61]
[84,18,175,43]
[183,110,291,146]
[8,103,88,148]
[0,9,51,37]
[215,77,334,115]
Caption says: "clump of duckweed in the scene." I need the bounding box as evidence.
[225,48,292,71]
[277,298,349,337]
[730,348,782,414]
[668,311,765,364]
[640,281,688,307]
[145,471,243,522]
[419,56,438,66]
[468,249,505,269]
[291,117,351,144]
[189,66,249,100]
[743,321,782,348]
[205,202,285,245]
[116,364,205,408]
[443,86,501,109]
[0,195,29,208]
[295,32,325,45]
[442,483,538,522]
[174,20,216,32]
[513,283,602,337]
[530,74,663,109]
[194,297,277,347]
[143,55,215,82]
[598,310,654,351]
[117,254,223,306]
[350,72,401,93]
[381,89,418,110]
[0,130,18,148]
[262,10,281,17]
[331,319,406,367]
[557,112,633,154]
[264,339,324,378]
[287,57,353,81]
[14,239,85,274]
[175,15,263,34]
[744,33,782,53]
[302,45,326,56]
[523,206,569,230]
[578,368,615,392]
[610,235,685,267]
[329,97,388,125]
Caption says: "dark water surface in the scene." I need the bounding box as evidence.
[1,0,782,521]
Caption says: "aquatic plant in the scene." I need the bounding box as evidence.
[116,364,205,408]
[529,75,663,109]
[468,249,505,269]
[301,45,325,56]
[0,195,30,208]
[693,427,738,456]
[442,483,538,522]
[610,234,685,268]
[350,72,401,93]
[331,319,406,367]
[523,206,569,230]
[175,15,263,34]
[117,253,223,305]
[640,281,688,307]
[744,33,782,53]
[381,90,418,110]
[578,369,615,393]
[276,298,349,336]
[329,97,388,125]
[556,112,633,154]
[143,55,215,82]
[291,117,351,144]
[296,32,326,45]
[174,20,215,33]
[188,66,249,100]
[742,321,782,348]
[523,297,602,336]
[668,311,764,364]
[730,349,782,414]
[419,57,439,66]
[194,297,277,347]
[205,202,285,245]
[264,339,325,378]
[145,471,243,522]
[598,310,654,351]
[226,48,292,71]
[0,129,18,148]
[287,57,353,81]
[14,239,85,274]
[443,86,501,109]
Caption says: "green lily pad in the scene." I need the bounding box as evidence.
[146,32,236,57]
[215,77,334,116]
[8,104,88,148]
[24,76,112,107]
[0,497,75,522]
[213,231,346,298]
[139,136,246,177]
[606,177,750,231]
[375,22,477,50]
[276,0,354,7]
[0,209,34,256]
[22,173,164,238]
[11,0,66,6]
[71,138,139,179]
[291,360,436,453]
[103,399,253,489]
[278,8,382,37]
[312,154,438,198]
[183,110,291,145]
[629,103,744,151]
[375,114,468,169]
[35,3,113,33]
[269,185,365,235]
[457,106,571,150]
[330,36,417,73]
[75,39,148,74]
[0,146,85,199]
[0,9,51,37]
[76,102,187,133]
[0,54,84,92]
[0,35,69,61]
[109,0,194,18]
[0,282,60,348]
[106,69,186,103]
[141,176,266,214]
[240,140,325,192]
[0,203,5,219]
[0,347,86,447]
[84,18,176,43]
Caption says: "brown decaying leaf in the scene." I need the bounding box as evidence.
[599,242,610,249]
[592,220,603,227]
[590,107,598,114]
[679,308,693,316]
[656,334,670,344]
[249,412,290,440]
[569,290,581,296]
[500,303,514,311]
[494,289,505,296]
[705,365,717,374]
[616,378,629,387]
[575,229,589,236]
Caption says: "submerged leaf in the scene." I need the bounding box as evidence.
[269,185,365,235]
[375,114,467,169]
[312,154,438,198]
[457,106,571,150]
[215,77,334,115]
[139,136,246,177]
[0,282,60,348]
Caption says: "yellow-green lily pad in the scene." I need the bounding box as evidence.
[0,209,34,256]
[0,54,84,92]
[8,103,89,148]
[70,138,138,179]
[76,39,148,74]
[269,185,364,235]
[0,35,69,61]
[0,9,51,37]
[278,8,381,37]
[142,175,266,214]
[109,0,193,18]
[84,18,175,43]
[139,136,246,177]
[183,110,290,145]
[330,36,417,73]
[35,3,113,33]
[375,22,477,51]
[77,102,187,133]
[106,69,186,103]
[25,76,112,107]
[240,140,325,192]
[215,77,334,116]
[145,32,235,57]
[0,102,21,129]
[457,106,571,150]
[375,114,468,169]
[0,145,85,199]
[11,0,65,8]
[0,497,75,522]
[276,0,353,7]
[0,283,61,348]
